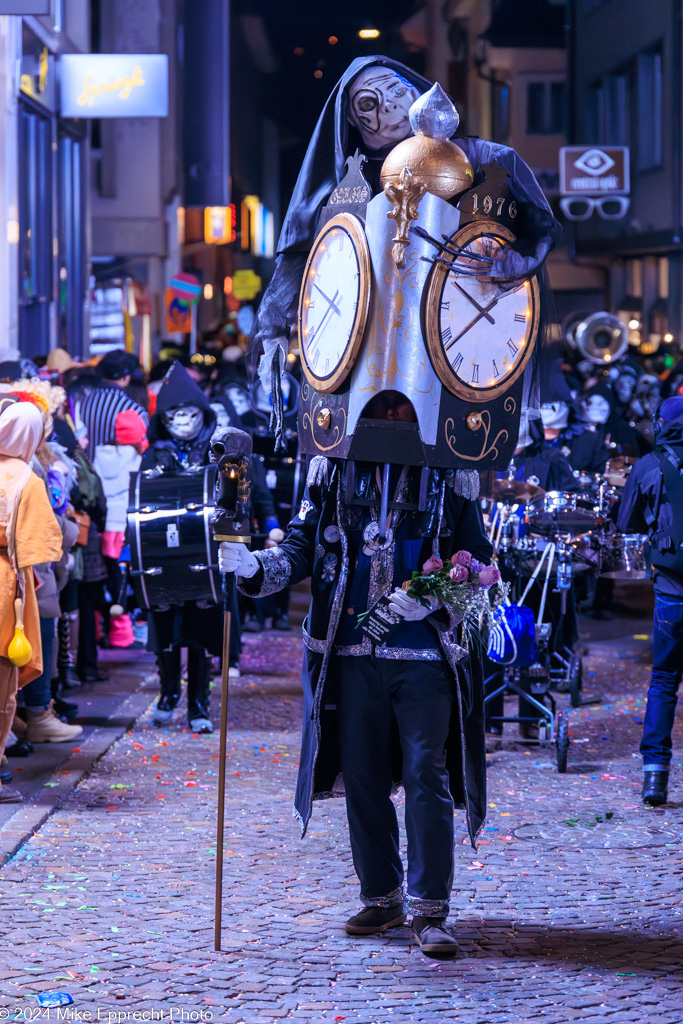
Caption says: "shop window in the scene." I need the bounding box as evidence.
[18,102,52,356]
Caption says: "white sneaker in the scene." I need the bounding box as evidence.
[228,664,241,680]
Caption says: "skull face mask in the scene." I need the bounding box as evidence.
[210,402,232,431]
[162,404,204,441]
[347,67,421,150]
[540,401,570,431]
[583,394,611,426]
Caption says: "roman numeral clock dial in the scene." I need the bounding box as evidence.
[298,212,371,393]
[424,220,540,401]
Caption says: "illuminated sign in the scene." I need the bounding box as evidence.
[204,206,236,245]
[232,270,263,301]
[240,195,275,258]
[60,54,168,118]
[559,146,630,196]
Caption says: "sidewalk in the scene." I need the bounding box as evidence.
[0,602,682,1022]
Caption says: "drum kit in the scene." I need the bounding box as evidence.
[484,456,646,770]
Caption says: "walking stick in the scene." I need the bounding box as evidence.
[215,571,234,951]
[210,426,253,953]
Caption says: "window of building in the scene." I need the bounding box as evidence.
[18,100,52,356]
[492,82,510,142]
[526,80,566,134]
[637,50,662,170]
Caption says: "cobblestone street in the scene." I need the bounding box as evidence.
[1,586,683,1023]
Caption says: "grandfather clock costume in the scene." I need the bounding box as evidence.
[221,58,559,959]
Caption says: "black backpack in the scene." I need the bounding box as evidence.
[649,448,683,577]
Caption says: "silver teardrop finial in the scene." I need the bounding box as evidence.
[409,82,460,139]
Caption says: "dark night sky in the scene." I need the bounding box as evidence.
[235,0,426,202]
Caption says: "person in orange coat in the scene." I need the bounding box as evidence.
[0,398,62,802]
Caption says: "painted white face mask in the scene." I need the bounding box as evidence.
[210,403,231,431]
[583,394,611,425]
[347,67,421,150]
[162,405,204,440]
[540,402,569,430]
[614,374,636,404]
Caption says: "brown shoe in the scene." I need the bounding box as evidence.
[345,905,406,935]
[411,916,460,959]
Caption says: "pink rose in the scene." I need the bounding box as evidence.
[451,550,472,568]
[422,555,444,574]
[449,564,469,583]
[477,565,501,587]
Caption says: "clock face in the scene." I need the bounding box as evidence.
[298,212,371,393]
[424,220,540,402]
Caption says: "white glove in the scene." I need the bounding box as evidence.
[218,542,260,578]
[388,588,440,622]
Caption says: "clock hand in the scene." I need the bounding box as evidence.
[444,286,517,351]
[450,279,496,324]
[313,282,342,316]
[309,290,341,346]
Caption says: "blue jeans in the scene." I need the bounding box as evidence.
[641,592,683,769]
[22,616,55,711]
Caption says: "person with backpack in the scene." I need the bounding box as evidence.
[617,396,683,806]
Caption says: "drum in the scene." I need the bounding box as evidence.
[527,490,600,535]
[599,534,648,579]
[127,467,220,609]
[512,534,601,576]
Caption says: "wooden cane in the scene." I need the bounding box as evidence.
[215,573,234,952]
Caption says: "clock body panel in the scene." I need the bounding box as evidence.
[424,220,540,402]
[298,212,371,393]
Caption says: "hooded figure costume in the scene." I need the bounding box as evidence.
[141,362,223,733]
[253,55,560,445]
[617,397,683,799]
[581,380,639,458]
[0,401,62,797]
[540,363,610,475]
[225,57,560,955]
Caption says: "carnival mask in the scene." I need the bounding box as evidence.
[614,374,636,404]
[347,67,421,150]
[540,401,569,431]
[210,402,232,431]
[162,404,204,440]
[583,394,611,425]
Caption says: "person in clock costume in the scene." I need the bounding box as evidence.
[223,58,559,959]
[254,55,560,446]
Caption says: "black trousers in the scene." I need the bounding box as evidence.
[336,655,455,918]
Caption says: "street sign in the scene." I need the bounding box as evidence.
[559,146,630,197]
[232,269,262,301]
[170,272,202,302]
[165,289,192,334]
[60,54,168,118]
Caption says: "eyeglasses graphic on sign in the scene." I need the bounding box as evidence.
[60,54,168,118]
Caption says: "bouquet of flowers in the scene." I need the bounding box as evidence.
[400,550,506,647]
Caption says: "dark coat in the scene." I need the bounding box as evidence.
[142,361,217,472]
[239,458,493,846]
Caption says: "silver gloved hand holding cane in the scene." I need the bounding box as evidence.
[210,426,253,952]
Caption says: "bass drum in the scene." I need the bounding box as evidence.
[600,534,648,579]
[127,467,220,609]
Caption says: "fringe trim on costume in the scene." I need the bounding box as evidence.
[307,455,331,488]
[447,469,480,500]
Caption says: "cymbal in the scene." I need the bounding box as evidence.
[491,479,545,505]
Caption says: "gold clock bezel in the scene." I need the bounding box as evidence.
[298,211,371,394]
[424,219,540,402]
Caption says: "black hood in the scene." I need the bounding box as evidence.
[277,54,556,257]
[148,361,215,444]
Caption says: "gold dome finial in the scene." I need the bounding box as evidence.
[380,82,473,202]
